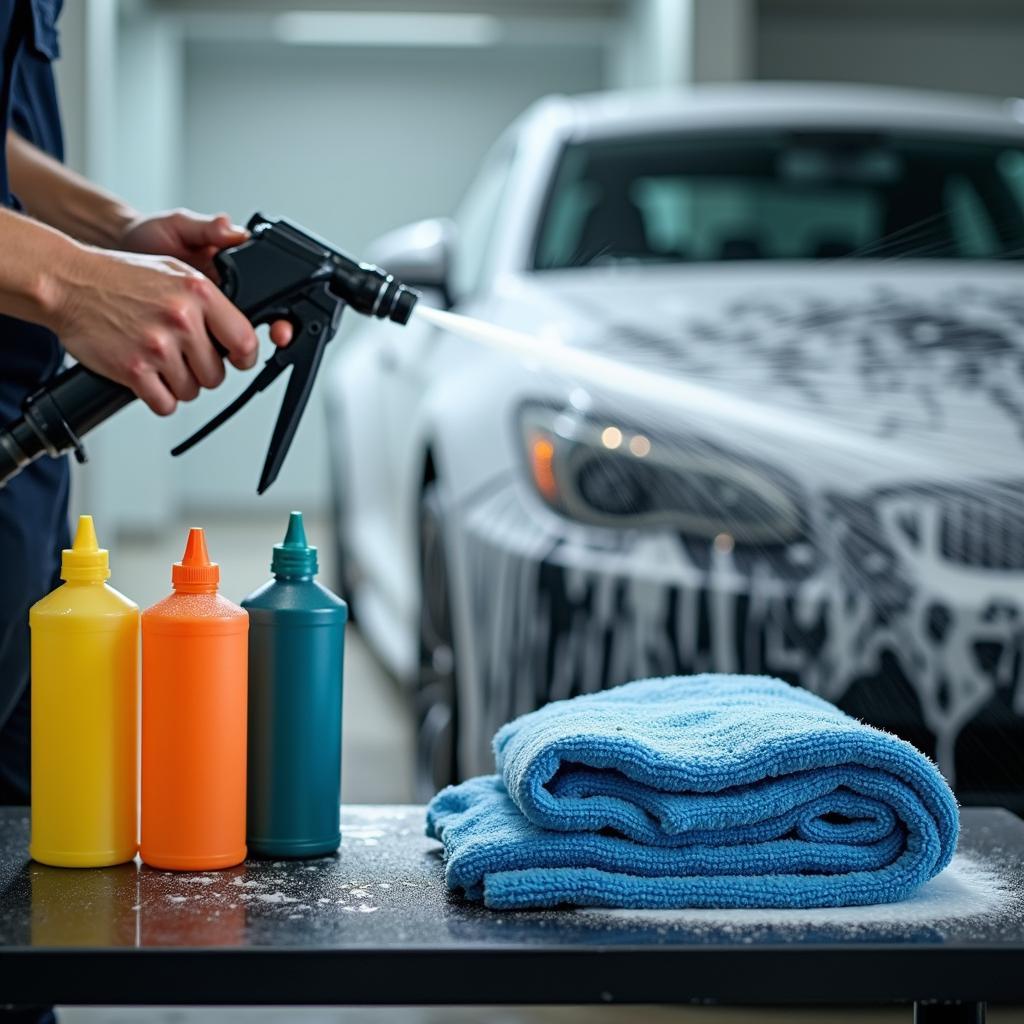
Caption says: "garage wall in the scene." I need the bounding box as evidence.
[757,0,1024,98]
[171,40,604,514]
[181,42,602,276]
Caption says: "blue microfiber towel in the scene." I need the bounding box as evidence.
[426,675,959,910]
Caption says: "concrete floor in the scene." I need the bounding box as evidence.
[52,515,1022,1024]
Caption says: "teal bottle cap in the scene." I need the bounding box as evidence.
[272,511,318,578]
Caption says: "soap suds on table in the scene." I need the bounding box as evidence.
[256,891,299,905]
[580,855,1013,929]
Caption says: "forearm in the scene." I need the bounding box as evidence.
[0,206,83,330]
[6,130,138,248]
[0,203,260,414]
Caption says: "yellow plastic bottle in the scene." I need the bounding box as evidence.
[29,515,139,867]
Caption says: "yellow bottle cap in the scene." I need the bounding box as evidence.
[60,515,111,582]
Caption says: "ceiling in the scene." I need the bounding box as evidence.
[153,0,624,16]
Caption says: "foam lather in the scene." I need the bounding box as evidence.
[426,675,959,910]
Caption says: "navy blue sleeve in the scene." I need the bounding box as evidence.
[10,0,63,160]
[0,0,66,389]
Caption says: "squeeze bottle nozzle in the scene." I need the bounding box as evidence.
[271,511,318,578]
[61,515,110,582]
[283,511,306,547]
[172,527,220,591]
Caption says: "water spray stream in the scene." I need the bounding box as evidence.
[414,305,939,476]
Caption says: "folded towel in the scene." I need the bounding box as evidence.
[426,675,959,910]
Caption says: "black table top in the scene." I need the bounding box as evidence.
[0,805,1022,1007]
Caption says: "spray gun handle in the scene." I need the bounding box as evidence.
[0,214,417,492]
[214,215,329,327]
[0,219,323,487]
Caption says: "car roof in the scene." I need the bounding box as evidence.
[523,82,1024,144]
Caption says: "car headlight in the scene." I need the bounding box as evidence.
[520,405,804,545]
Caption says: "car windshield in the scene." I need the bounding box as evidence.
[533,130,1024,268]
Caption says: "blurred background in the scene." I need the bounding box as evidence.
[61,0,1024,802]
[65,0,1024,530]
[37,1,1024,1022]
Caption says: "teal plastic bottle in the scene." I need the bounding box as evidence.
[242,512,347,857]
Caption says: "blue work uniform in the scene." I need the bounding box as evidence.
[0,0,68,806]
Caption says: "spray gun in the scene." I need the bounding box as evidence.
[0,213,418,494]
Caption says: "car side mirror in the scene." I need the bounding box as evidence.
[366,218,457,309]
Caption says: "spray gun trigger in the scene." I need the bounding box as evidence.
[257,324,326,494]
[169,359,282,460]
[170,283,343,494]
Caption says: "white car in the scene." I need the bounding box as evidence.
[325,83,1024,804]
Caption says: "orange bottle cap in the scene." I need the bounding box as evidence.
[172,528,220,592]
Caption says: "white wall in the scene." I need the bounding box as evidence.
[757,3,1024,97]
[173,40,604,515]
[610,0,753,89]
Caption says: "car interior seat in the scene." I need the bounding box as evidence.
[719,237,763,260]
[572,197,650,265]
[813,237,857,258]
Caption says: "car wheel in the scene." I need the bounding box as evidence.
[416,483,459,800]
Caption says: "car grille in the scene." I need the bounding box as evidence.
[939,489,1024,570]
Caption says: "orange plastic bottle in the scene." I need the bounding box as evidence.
[141,528,248,870]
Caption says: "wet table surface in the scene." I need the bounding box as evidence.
[0,805,1023,1008]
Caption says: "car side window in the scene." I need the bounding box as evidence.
[450,139,517,302]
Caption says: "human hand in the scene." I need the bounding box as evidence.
[119,209,293,348]
[49,244,262,416]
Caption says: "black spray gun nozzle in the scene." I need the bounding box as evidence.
[227,214,418,326]
[329,254,417,325]
[0,213,419,493]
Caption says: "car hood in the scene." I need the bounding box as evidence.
[485,262,1024,488]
